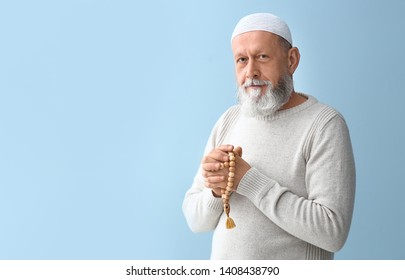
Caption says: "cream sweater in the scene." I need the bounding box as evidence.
[183,94,356,259]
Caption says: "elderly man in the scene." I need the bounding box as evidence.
[182,13,355,260]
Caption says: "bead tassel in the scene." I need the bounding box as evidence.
[222,151,236,229]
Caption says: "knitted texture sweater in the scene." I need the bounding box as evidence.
[183,94,356,260]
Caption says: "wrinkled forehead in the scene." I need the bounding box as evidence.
[231,31,283,55]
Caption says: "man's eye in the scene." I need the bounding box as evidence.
[259,54,269,59]
[236,57,247,63]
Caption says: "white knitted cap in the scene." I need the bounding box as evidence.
[231,13,292,45]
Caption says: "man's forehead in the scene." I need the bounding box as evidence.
[232,31,280,54]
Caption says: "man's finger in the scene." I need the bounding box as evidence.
[205,178,226,190]
[204,150,229,163]
[217,144,234,152]
[234,146,243,157]
[206,175,225,183]
[202,162,222,172]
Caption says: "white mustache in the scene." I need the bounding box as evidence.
[243,79,272,87]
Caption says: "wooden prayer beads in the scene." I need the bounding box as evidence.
[221,151,236,229]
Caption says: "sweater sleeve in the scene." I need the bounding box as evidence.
[236,114,356,252]
[182,167,224,232]
[182,107,239,232]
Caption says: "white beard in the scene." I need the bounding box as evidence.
[237,75,294,117]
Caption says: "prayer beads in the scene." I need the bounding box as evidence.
[222,151,236,229]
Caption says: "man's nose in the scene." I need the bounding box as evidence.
[246,60,260,80]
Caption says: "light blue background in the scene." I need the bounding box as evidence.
[1,0,404,260]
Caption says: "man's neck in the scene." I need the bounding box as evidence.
[281,91,307,110]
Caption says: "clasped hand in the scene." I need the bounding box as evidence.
[201,144,251,197]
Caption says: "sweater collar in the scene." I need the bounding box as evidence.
[244,93,317,121]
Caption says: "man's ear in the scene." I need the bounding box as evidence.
[287,47,300,75]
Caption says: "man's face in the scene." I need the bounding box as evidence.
[232,31,295,117]
[232,30,290,95]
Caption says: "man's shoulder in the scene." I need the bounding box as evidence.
[223,104,241,115]
[302,94,344,121]
[208,105,241,148]
[217,105,241,125]
[303,94,348,134]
